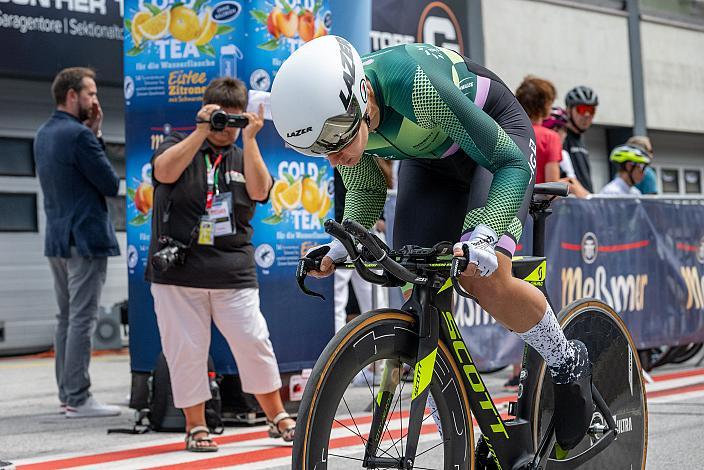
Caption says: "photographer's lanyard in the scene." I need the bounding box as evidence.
[204,153,223,209]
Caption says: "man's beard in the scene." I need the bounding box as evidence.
[78,103,92,123]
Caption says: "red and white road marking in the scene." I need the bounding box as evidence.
[12,367,704,470]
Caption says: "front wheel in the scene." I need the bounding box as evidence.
[532,299,648,469]
[293,309,475,469]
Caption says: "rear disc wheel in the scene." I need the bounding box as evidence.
[532,299,647,469]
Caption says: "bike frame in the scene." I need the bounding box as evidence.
[361,198,617,470]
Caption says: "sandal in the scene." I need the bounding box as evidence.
[185,426,219,452]
[267,411,296,442]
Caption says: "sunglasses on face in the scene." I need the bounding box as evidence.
[575,104,596,115]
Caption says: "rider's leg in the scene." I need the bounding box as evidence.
[460,254,593,450]
[459,254,580,376]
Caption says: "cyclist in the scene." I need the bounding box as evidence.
[271,36,592,451]
[563,85,599,193]
[600,144,652,195]
[627,135,658,195]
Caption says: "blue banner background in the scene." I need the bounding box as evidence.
[124,0,344,373]
[462,197,704,371]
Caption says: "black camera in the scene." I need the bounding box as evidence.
[151,236,188,273]
[209,110,248,131]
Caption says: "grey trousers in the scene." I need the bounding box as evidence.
[48,248,107,407]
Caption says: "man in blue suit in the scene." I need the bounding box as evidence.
[34,67,121,418]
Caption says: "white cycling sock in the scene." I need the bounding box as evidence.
[517,304,576,384]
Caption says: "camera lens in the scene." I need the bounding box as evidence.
[151,246,178,272]
[210,110,228,131]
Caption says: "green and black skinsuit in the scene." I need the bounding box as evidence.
[339,44,536,254]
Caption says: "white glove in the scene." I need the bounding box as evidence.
[453,224,499,277]
[306,238,348,263]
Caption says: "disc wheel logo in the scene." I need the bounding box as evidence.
[697,236,704,264]
[255,243,275,269]
[581,232,599,264]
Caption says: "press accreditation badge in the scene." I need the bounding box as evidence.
[198,218,215,245]
[208,192,236,237]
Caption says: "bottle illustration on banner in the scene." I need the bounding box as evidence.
[220,44,244,78]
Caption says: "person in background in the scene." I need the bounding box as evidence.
[600,144,652,195]
[34,67,122,418]
[515,76,562,184]
[627,136,658,194]
[564,85,599,193]
[542,107,590,198]
[146,77,294,452]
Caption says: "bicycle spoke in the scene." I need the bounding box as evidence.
[380,361,412,457]
[414,438,449,458]
[336,379,403,463]
[382,403,440,457]
[327,453,367,462]
[341,396,367,446]
[378,360,404,459]
[333,417,366,443]
[399,360,404,456]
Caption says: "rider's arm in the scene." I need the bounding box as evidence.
[337,153,388,229]
[417,67,531,237]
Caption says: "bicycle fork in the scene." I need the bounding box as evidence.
[364,288,439,469]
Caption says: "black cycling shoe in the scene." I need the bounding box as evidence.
[551,340,594,451]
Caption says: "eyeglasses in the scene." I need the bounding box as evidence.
[297,96,363,156]
[575,104,596,116]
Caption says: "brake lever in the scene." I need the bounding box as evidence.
[450,244,474,299]
[295,245,329,300]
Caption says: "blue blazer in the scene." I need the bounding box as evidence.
[34,111,120,258]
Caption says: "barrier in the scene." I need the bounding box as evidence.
[457,196,704,371]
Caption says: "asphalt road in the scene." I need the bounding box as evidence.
[2,352,703,469]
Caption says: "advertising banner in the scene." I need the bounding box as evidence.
[124,0,337,373]
[0,0,124,83]
[370,0,467,53]
[464,197,704,371]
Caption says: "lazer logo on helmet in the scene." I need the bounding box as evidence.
[335,36,356,110]
[287,127,313,138]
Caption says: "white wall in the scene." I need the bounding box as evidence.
[0,146,127,354]
[0,76,127,348]
[641,22,704,134]
[482,0,634,127]
[0,78,125,142]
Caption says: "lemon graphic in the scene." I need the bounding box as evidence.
[131,11,153,46]
[316,193,331,219]
[270,179,289,215]
[279,179,302,210]
[170,6,200,42]
[301,178,321,214]
[137,9,170,41]
[195,8,218,46]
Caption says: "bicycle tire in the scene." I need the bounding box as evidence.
[532,299,648,469]
[293,309,475,469]
[669,343,703,364]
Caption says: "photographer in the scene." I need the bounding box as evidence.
[146,78,294,452]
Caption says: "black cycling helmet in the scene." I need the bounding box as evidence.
[565,86,599,107]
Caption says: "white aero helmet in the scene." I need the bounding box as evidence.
[271,35,368,157]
